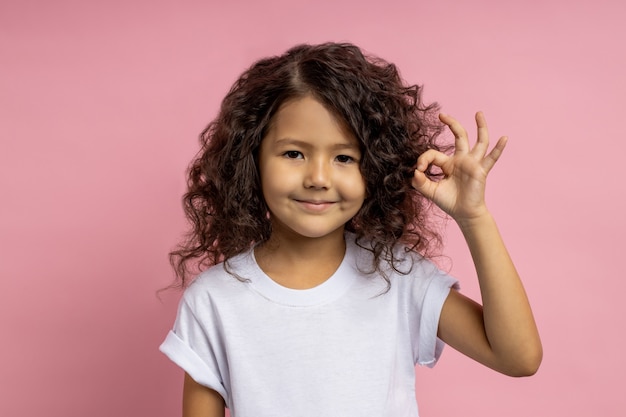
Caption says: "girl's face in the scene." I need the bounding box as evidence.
[258,96,366,243]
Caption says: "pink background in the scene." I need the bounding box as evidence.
[1,0,624,415]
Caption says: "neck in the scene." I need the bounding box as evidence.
[254,228,347,289]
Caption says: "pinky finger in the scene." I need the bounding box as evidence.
[483,136,508,172]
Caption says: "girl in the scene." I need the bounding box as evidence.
[160,42,542,417]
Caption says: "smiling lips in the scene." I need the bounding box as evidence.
[294,199,337,212]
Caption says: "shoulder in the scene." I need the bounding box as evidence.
[181,250,256,305]
[348,233,443,282]
[345,234,456,303]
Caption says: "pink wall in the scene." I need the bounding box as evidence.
[1,0,624,415]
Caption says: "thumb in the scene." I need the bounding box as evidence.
[411,169,430,193]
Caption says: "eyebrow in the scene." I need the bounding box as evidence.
[273,138,359,151]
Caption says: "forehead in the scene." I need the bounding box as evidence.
[265,96,358,147]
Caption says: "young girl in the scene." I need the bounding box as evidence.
[160,42,542,417]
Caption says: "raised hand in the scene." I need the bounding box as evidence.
[411,112,507,222]
[418,113,543,377]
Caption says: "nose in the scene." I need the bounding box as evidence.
[304,158,331,189]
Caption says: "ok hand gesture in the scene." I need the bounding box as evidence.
[412,112,507,223]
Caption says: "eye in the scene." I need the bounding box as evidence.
[336,154,357,164]
[283,151,303,159]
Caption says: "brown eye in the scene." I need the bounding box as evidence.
[336,154,356,163]
[284,151,303,159]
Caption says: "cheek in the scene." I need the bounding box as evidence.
[342,172,367,202]
[260,165,294,199]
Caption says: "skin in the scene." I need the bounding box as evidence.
[183,373,224,417]
[413,112,542,377]
[254,96,366,289]
[182,103,542,416]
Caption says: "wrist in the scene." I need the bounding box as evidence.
[454,209,495,232]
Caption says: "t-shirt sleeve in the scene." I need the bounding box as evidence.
[159,290,229,402]
[410,261,459,368]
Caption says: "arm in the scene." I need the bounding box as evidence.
[183,372,225,417]
[412,112,542,376]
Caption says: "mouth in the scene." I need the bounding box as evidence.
[294,199,337,212]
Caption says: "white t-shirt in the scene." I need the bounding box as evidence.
[160,235,458,417]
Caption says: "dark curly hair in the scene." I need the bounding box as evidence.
[170,42,447,288]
